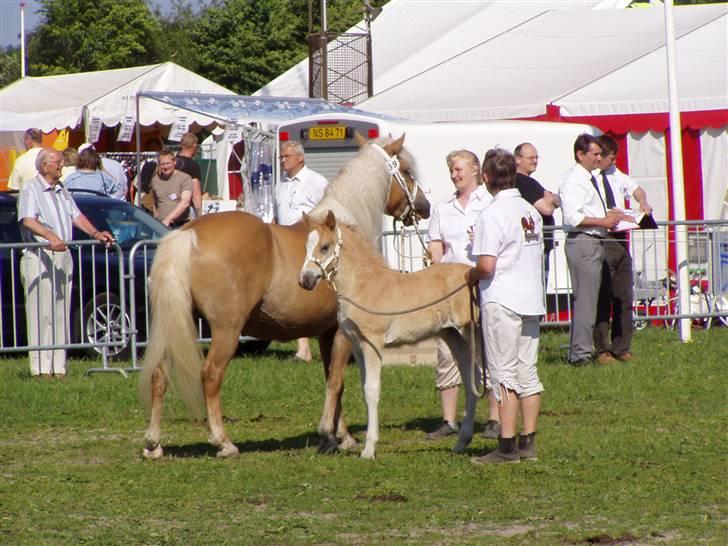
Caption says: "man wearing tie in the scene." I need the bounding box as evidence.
[558,134,620,365]
[593,135,653,364]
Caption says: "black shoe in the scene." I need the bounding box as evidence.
[425,421,458,440]
[518,432,537,461]
[471,436,520,465]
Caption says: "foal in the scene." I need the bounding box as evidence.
[298,211,481,458]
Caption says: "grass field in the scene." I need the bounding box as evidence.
[0,328,726,545]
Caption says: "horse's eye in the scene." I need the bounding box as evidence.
[321,244,330,253]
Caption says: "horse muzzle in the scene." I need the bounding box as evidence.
[299,269,322,291]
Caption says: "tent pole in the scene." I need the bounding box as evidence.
[664,0,691,342]
[135,93,142,206]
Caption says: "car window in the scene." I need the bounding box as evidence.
[74,202,168,247]
[0,208,21,244]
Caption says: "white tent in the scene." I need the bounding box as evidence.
[358,4,726,122]
[0,62,235,133]
[255,0,629,100]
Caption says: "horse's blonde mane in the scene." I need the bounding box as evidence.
[309,137,417,245]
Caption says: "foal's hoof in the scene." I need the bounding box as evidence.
[143,444,164,460]
[337,434,358,451]
[360,446,376,459]
[216,443,240,458]
[318,435,340,454]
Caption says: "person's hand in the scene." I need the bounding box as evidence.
[92,230,116,248]
[640,203,654,216]
[604,210,621,230]
[47,232,67,252]
[465,268,478,286]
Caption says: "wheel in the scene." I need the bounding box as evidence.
[78,293,132,360]
[236,339,271,356]
[633,313,649,331]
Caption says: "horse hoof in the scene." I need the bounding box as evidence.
[452,436,472,454]
[360,447,376,459]
[216,443,240,458]
[143,445,164,460]
[318,435,340,454]
[337,434,358,451]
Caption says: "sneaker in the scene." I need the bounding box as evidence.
[425,421,458,440]
[518,432,537,461]
[471,437,520,465]
[481,419,501,439]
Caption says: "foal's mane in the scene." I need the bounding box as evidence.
[309,137,417,246]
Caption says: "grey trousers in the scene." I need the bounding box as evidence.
[594,237,634,356]
[565,234,604,363]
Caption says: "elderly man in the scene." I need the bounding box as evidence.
[559,134,620,366]
[514,143,560,280]
[18,148,114,377]
[276,140,328,362]
[9,128,44,190]
[151,149,193,228]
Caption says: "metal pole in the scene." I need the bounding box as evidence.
[664,0,691,342]
[20,1,26,78]
[135,94,142,206]
[320,0,328,100]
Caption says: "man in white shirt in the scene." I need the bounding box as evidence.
[593,135,653,364]
[8,128,44,190]
[558,134,620,365]
[276,140,329,362]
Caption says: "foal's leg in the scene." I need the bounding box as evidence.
[444,331,478,454]
[143,365,168,460]
[202,325,241,458]
[317,328,357,452]
[357,340,384,459]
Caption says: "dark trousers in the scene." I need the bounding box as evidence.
[594,237,633,356]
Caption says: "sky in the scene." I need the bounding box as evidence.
[0,0,186,48]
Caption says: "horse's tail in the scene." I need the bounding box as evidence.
[139,228,206,420]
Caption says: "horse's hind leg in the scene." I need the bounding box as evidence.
[317,328,357,452]
[143,365,168,460]
[444,331,478,454]
[358,340,384,459]
[202,325,241,458]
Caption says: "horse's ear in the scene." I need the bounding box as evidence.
[325,210,337,230]
[384,133,405,156]
[354,131,368,148]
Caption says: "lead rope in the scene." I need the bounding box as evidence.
[468,284,488,399]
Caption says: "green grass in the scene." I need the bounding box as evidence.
[1,329,726,545]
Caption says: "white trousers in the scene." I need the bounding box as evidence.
[482,302,543,403]
[20,249,73,376]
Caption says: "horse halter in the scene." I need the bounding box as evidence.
[370,143,421,224]
[302,226,343,284]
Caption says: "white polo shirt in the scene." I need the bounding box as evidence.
[559,162,608,237]
[427,185,492,265]
[275,165,329,226]
[472,188,545,316]
[8,147,42,191]
[18,175,80,243]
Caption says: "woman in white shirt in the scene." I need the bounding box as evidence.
[425,150,500,441]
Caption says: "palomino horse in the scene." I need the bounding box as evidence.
[140,134,430,459]
[298,211,481,458]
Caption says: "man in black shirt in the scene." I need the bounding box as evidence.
[176,132,203,218]
[514,142,560,280]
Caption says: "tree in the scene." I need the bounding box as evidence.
[27,0,163,76]
[0,46,21,88]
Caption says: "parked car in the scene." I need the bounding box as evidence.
[0,190,168,360]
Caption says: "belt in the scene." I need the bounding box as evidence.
[567,231,604,240]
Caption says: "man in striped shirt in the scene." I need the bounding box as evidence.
[18,148,114,378]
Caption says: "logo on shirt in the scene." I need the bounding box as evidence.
[521,213,538,242]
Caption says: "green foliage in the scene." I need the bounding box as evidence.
[27,0,163,76]
[0,329,726,544]
[0,46,21,88]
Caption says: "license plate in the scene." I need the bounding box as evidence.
[309,126,346,140]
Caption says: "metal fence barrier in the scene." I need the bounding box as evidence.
[380,219,728,329]
[3,220,726,373]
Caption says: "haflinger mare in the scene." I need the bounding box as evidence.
[139,134,430,460]
[299,210,482,459]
